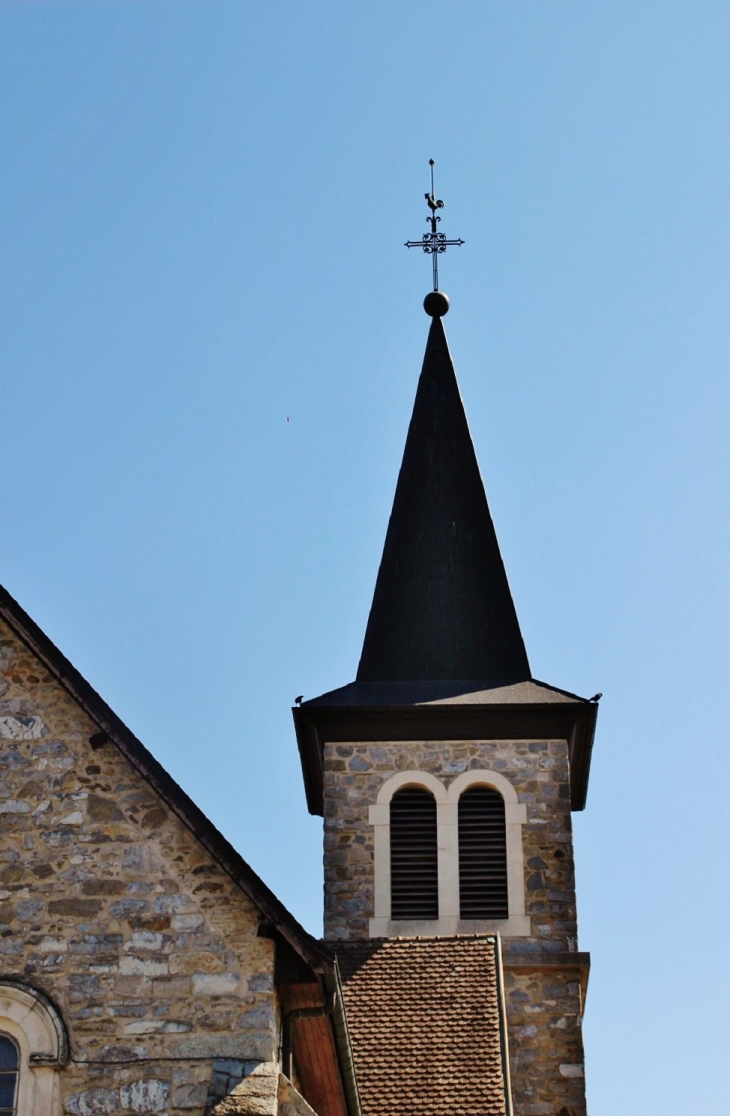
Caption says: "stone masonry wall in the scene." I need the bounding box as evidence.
[322,737,577,946]
[0,619,277,1115]
[322,737,587,1116]
[504,968,586,1116]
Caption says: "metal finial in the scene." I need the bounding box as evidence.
[405,159,464,301]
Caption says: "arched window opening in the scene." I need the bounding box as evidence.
[0,1035,19,1116]
[458,785,508,919]
[0,980,68,1116]
[390,787,438,919]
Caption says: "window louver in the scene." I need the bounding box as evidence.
[390,787,439,920]
[458,786,509,919]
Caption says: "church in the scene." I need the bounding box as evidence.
[0,224,599,1115]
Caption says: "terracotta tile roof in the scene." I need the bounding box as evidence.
[333,937,509,1116]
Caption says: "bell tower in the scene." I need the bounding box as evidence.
[293,185,599,1116]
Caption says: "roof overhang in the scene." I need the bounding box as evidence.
[294,695,597,815]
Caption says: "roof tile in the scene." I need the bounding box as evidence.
[334,937,509,1116]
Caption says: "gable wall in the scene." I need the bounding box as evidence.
[0,620,278,1114]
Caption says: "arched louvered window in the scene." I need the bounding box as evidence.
[390,786,439,920]
[458,785,509,919]
[0,1035,19,1116]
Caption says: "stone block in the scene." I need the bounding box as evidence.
[170,950,224,975]
[63,1088,120,1114]
[209,1062,278,1116]
[119,1079,170,1112]
[48,898,103,918]
[192,972,241,995]
[277,1074,319,1116]
[172,1081,209,1108]
[169,1034,274,1062]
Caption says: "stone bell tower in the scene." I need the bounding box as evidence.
[293,294,599,1116]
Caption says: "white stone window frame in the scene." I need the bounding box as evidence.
[0,981,68,1116]
[369,769,530,938]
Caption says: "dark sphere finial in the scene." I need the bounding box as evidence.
[423,290,450,317]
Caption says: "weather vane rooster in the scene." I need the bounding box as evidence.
[405,159,464,295]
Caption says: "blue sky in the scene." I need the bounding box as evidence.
[2,2,730,1111]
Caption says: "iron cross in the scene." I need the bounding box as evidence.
[405,159,464,291]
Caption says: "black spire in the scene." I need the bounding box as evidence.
[357,314,530,683]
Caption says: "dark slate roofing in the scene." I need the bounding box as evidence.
[357,315,529,684]
[333,937,511,1116]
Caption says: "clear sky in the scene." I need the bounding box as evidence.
[2,2,729,1112]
